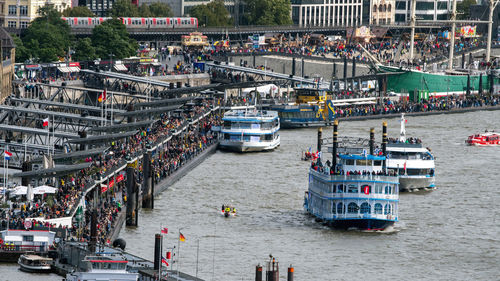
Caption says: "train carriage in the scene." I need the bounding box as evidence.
[63,17,198,29]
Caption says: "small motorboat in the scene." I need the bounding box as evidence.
[220,205,236,217]
[18,254,53,273]
[466,131,500,146]
[302,150,318,161]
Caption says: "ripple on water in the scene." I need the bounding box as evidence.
[111,111,500,280]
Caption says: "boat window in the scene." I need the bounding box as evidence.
[347,202,358,213]
[360,202,371,214]
[261,122,272,129]
[384,204,392,215]
[375,184,383,194]
[337,202,344,214]
[337,184,345,193]
[373,160,382,166]
[224,133,230,140]
[347,184,358,193]
[405,168,431,176]
[345,159,355,165]
[332,202,336,214]
[261,134,272,141]
[374,203,383,214]
[332,184,337,193]
[384,185,392,194]
[23,235,33,242]
[356,159,372,166]
[223,121,231,128]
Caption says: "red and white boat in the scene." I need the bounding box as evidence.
[466,131,500,146]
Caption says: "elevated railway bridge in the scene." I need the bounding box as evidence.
[68,24,442,42]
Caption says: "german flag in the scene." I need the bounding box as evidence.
[98,90,106,102]
[179,232,186,242]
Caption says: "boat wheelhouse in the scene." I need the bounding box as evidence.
[267,87,336,128]
[304,122,399,230]
[466,131,500,146]
[385,114,435,191]
[219,109,280,152]
[65,254,138,281]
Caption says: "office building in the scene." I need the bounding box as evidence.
[291,0,364,27]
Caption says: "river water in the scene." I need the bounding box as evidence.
[3,110,499,281]
[119,110,500,281]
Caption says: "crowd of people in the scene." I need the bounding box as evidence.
[0,97,222,246]
[334,94,499,118]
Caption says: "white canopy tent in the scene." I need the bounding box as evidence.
[33,185,57,195]
[12,185,28,196]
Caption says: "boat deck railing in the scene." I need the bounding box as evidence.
[311,169,399,183]
[224,110,278,119]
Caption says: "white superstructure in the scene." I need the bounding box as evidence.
[219,109,280,152]
[386,114,435,191]
[65,255,138,281]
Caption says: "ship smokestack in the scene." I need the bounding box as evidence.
[369,127,375,155]
[382,121,388,155]
[332,120,338,171]
[317,127,322,156]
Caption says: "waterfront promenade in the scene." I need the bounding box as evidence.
[0,98,222,246]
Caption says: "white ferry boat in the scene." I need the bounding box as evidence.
[18,254,53,272]
[304,122,399,230]
[219,109,280,152]
[386,114,435,191]
[65,254,138,281]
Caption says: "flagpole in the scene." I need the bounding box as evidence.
[105,93,107,127]
[52,114,55,156]
[3,156,5,204]
[196,239,199,278]
[6,158,8,199]
[24,135,27,162]
[159,228,162,280]
[111,92,113,126]
[47,118,50,156]
[177,229,181,281]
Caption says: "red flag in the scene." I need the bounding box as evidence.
[42,118,49,127]
[161,227,168,234]
[162,257,169,266]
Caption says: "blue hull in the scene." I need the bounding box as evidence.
[327,219,394,230]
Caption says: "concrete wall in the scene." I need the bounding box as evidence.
[231,55,372,80]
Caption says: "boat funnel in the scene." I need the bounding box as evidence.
[382,121,388,155]
[369,127,375,155]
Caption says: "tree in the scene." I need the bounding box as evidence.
[109,0,139,17]
[62,6,95,17]
[148,2,173,17]
[21,5,72,62]
[138,4,152,17]
[73,38,97,61]
[12,35,30,63]
[243,0,292,25]
[109,0,173,17]
[190,0,232,27]
[91,18,138,59]
[457,0,476,20]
